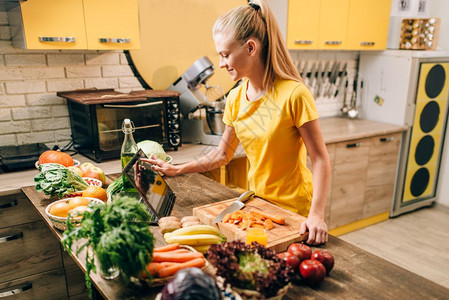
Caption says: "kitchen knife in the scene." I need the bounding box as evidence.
[212,190,255,224]
[334,62,347,97]
[327,61,340,97]
[312,62,322,97]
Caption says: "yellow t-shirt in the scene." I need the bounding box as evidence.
[223,78,318,216]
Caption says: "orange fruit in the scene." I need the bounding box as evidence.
[49,202,71,217]
[68,205,89,217]
[68,197,90,209]
[82,186,108,202]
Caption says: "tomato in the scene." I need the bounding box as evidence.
[311,249,334,274]
[278,252,300,271]
[288,243,312,261]
[299,259,326,286]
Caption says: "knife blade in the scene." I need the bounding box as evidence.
[212,191,255,224]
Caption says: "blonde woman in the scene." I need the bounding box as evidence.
[145,0,331,245]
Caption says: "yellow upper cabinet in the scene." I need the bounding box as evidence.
[83,0,140,50]
[346,0,392,50]
[286,0,392,50]
[318,0,349,50]
[15,0,140,50]
[20,0,87,49]
[287,0,320,49]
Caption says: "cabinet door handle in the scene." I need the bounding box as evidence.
[0,199,17,209]
[380,136,395,142]
[360,41,376,46]
[346,142,362,148]
[324,40,342,45]
[39,36,75,43]
[295,40,313,45]
[0,232,24,244]
[99,38,131,44]
[0,282,32,298]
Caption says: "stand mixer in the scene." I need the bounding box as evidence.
[168,57,226,145]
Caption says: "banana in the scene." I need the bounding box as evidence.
[164,233,225,246]
[192,244,212,253]
[164,224,221,238]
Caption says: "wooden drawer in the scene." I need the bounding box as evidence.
[62,250,88,298]
[330,138,370,229]
[0,268,67,299]
[0,192,41,229]
[0,221,62,283]
[363,133,402,218]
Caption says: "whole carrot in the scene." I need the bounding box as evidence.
[138,262,163,279]
[152,251,204,263]
[153,243,180,252]
[158,258,206,278]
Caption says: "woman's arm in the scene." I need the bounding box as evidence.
[143,125,240,177]
[298,119,331,245]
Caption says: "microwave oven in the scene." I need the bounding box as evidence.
[57,89,181,163]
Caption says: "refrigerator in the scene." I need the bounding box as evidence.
[359,50,449,217]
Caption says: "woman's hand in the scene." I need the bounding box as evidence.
[140,155,180,177]
[300,213,328,245]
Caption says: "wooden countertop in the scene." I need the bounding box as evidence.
[319,117,407,144]
[21,173,449,300]
[0,117,406,195]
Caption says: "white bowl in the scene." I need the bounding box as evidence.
[83,177,103,188]
[45,197,105,231]
[35,159,80,170]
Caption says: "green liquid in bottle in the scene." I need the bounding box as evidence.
[121,153,136,192]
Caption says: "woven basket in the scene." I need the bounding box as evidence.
[45,197,105,231]
[233,283,291,300]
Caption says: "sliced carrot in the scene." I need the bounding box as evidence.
[250,209,285,225]
[153,243,180,252]
[158,258,206,278]
[152,251,204,263]
[264,218,274,230]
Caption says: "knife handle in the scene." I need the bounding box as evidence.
[239,191,255,203]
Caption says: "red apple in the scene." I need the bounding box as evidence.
[278,251,300,271]
[299,259,326,286]
[311,249,334,274]
[288,243,312,261]
[83,166,106,184]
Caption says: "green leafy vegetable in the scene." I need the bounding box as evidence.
[206,240,294,297]
[34,163,88,198]
[137,140,169,161]
[62,196,155,298]
[106,176,125,200]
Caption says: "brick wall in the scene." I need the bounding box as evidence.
[0,11,144,148]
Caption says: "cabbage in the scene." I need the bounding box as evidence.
[137,140,169,161]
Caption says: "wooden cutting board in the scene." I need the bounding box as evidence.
[193,197,308,252]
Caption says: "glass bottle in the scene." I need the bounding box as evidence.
[121,119,138,191]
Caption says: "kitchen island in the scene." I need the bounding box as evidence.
[21,172,449,300]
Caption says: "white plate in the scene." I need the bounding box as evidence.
[35,159,80,170]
